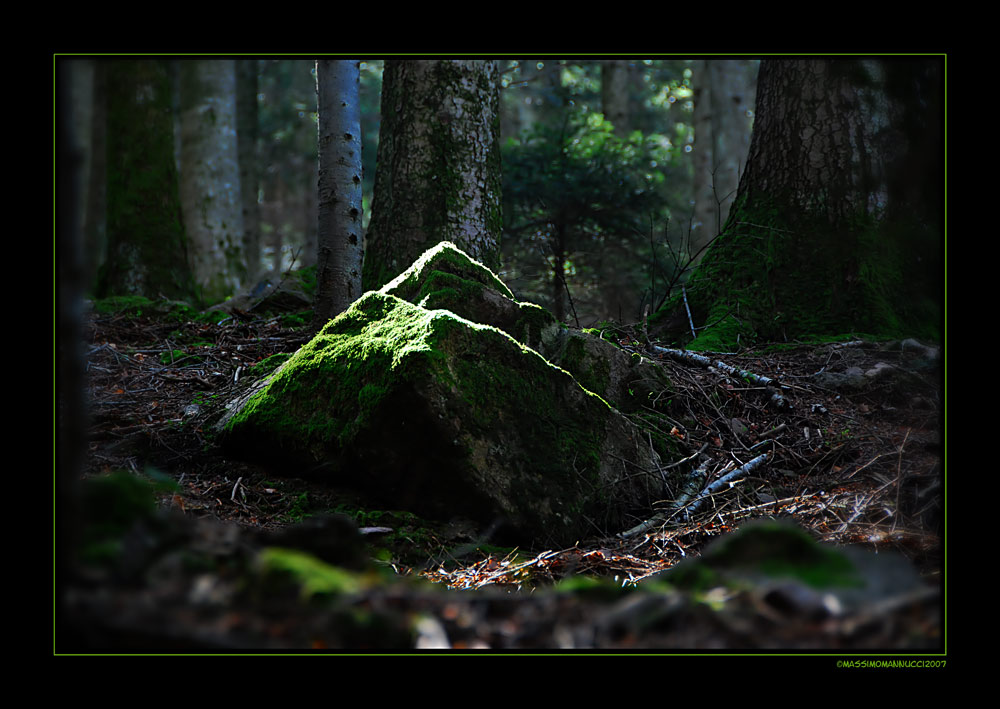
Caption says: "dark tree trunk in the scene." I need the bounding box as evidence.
[363,60,502,290]
[737,60,879,227]
[82,60,107,292]
[99,60,196,301]
[237,59,261,277]
[56,59,86,638]
[657,58,943,350]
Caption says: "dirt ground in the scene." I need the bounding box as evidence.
[56,298,944,652]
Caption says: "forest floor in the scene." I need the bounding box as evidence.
[57,297,944,653]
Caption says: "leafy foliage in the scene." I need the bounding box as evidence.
[501,112,682,324]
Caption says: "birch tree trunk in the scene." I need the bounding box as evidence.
[363,60,502,290]
[312,59,364,329]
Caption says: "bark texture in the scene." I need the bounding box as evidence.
[690,60,716,256]
[655,58,943,349]
[312,59,364,329]
[363,60,502,290]
[236,60,261,277]
[737,60,879,227]
[178,60,245,303]
[100,60,195,300]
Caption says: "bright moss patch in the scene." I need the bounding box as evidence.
[255,547,366,600]
[248,353,293,378]
[381,240,514,302]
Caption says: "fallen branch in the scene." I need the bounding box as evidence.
[647,345,785,388]
[681,454,769,520]
[618,453,770,539]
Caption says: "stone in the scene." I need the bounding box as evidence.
[217,288,669,546]
[379,241,674,415]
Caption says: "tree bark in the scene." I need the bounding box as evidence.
[236,59,261,278]
[364,60,502,290]
[737,60,878,227]
[178,59,246,303]
[660,58,943,349]
[99,60,195,301]
[708,60,755,233]
[312,59,364,329]
[601,59,631,136]
[690,60,716,258]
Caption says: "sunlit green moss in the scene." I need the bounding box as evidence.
[256,547,366,599]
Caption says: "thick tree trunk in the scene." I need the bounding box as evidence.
[99,60,195,301]
[737,60,879,227]
[657,59,942,350]
[312,59,364,329]
[364,60,502,290]
[178,60,246,303]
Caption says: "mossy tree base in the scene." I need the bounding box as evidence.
[652,199,941,352]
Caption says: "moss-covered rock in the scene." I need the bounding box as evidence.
[379,241,563,355]
[218,289,668,546]
[378,241,675,415]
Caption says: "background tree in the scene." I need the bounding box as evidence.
[503,114,673,324]
[56,59,86,594]
[177,60,246,303]
[499,60,695,325]
[690,59,757,262]
[601,59,634,136]
[656,58,943,349]
[256,60,324,272]
[312,59,363,329]
[363,60,503,290]
[98,60,195,301]
[236,60,261,277]
[690,60,716,259]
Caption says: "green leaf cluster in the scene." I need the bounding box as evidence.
[501,112,681,321]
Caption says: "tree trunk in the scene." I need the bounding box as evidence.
[690,60,716,259]
[363,60,502,290]
[708,60,755,232]
[236,59,261,278]
[56,59,86,606]
[312,59,364,329]
[99,60,195,301]
[178,59,246,303]
[83,60,107,292]
[601,59,631,136]
[660,58,942,350]
[690,60,757,263]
